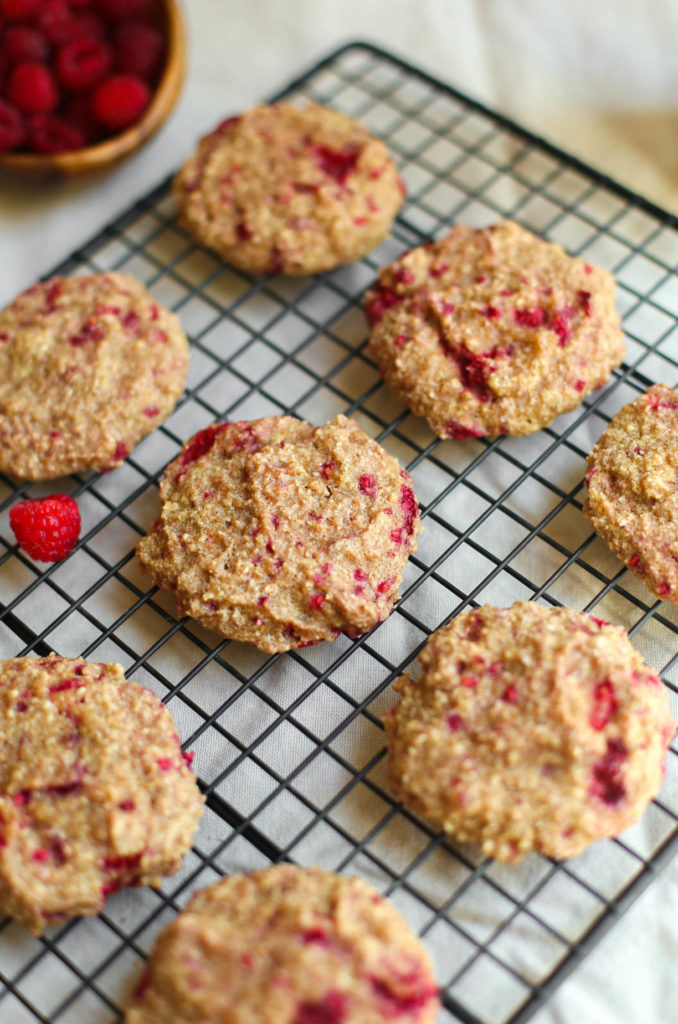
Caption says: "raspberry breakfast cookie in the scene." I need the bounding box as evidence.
[0,655,204,934]
[136,415,421,653]
[365,221,625,439]
[0,273,189,480]
[174,102,405,276]
[123,864,440,1024]
[584,384,678,605]
[383,602,674,862]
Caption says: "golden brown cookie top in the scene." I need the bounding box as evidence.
[584,383,678,604]
[0,273,189,480]
[124,864,440,1024]
[0,655,204,933]
[366,221,625,438]
[136,415,422,653]
[174,102,405,275]
[384,602,674,862]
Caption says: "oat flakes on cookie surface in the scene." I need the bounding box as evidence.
[0,655,204,934]
[174,102,405,276]
[383,602,674,862]
[584,383,678,605]
[366,220,625,439]
[0,273,189,480]
[136,415,421,653]
[123,863,440,1024]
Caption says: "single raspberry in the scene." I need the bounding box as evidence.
[56,38,112,91]
[95,0,153,20]
[8,62,59,115]
[68,11,107,42]
[9,494,81,562]
[113,21,164,81]
[28,113,85,153]
[4,27,50,65]
[0,98,26,152]
[92,73,149,131]
[1,0,41,20]
[38,1,79,47]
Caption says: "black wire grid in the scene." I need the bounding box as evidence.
[1,41,678,1024]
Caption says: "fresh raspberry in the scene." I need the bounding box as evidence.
[62,92,102,144]
[56,38,112,91]
[9,494,81,562]
[68,11,107,42]
[4,27,50,65]
[0,98,25,151]
[95,0,153,21]
[1,0,41,20]
[113,21,164,81]
[28,113,85,153]
[38,1,79,47]
[8,62,59,115]
[92,73,149,131]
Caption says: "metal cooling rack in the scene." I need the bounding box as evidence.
[1,40,678,1024]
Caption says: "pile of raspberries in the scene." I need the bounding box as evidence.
[0,0,167,154]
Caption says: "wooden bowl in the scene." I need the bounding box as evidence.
[0,0,186,178]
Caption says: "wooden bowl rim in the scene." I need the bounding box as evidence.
[0,0,185,176]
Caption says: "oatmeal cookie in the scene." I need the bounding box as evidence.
[0,655,204,933]
[174,102,405,276]
[584,383,678,604]
[136,415,421,653]
[123,864,440,1024]
[365,221,625,439]
[383,602,674,861]
[0,273,189,480]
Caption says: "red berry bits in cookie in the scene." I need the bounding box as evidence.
[365,221,625,439]
[0,273,188,480]
[10,493,80,561]
[136,415,422,653]
[585,384,678,606]
[0,655,203,934]
[384,602,673,862]
[122,865,439,1024]
[173,102,405,276]
[0,0,167,153]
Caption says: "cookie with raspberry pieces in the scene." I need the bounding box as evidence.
[0,655,204,933]
[0,272,189,480]
[123,864,440,1024]
[584,384,678,605]
[365,221,625,439]
[174,102,405,276]
[136,415,421,653]
[383,602,674,862]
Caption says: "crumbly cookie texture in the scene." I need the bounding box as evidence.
[136,415,422,653]
[0,656,204,934]
[584,384,678,604]
[383,602,674,862]
[123,864,440,1024]
[173,102,405,276]
[0,273,189,480]
[365,221,625,439]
